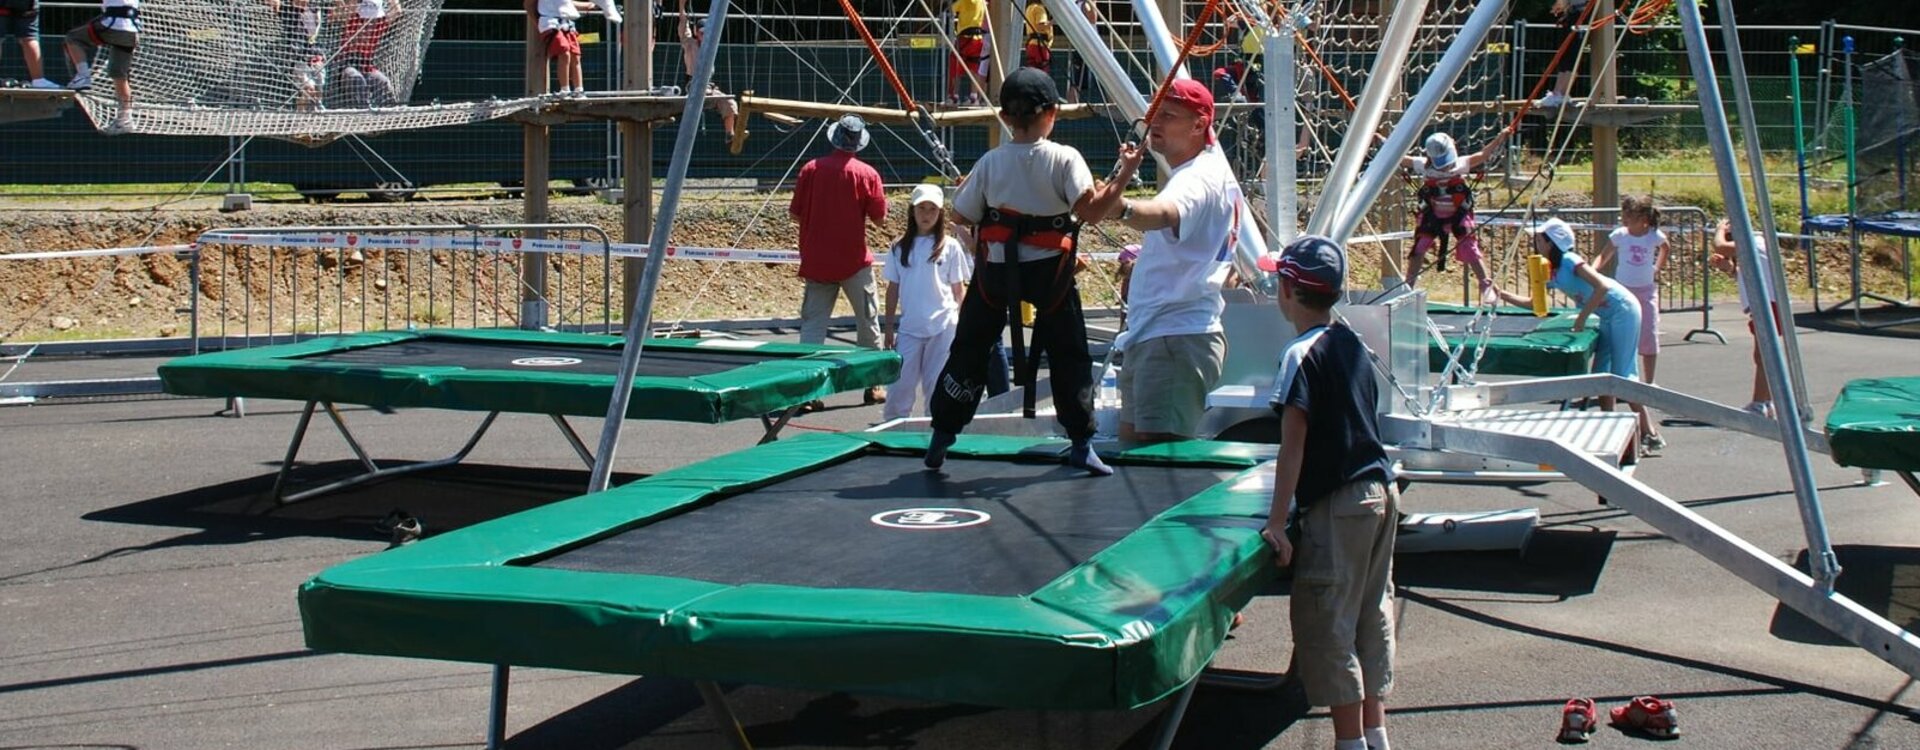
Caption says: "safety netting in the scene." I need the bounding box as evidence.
[72,0,538,143]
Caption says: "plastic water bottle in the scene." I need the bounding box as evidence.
[1099,368,1119,408]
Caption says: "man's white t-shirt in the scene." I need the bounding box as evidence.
[1128,145,1239,343]
[953,140,1094,263]
[883,235,972,338]
[1607,226,1667,288]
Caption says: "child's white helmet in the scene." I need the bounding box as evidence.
[1424,132,1458,170]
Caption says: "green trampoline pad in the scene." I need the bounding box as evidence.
[1826,377,1920,471]
[1426,303,1599,377]
[298,432,1278,710]
[158,329,899,423]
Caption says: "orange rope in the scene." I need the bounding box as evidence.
[835,0,918,112]
[1296,31,1357,111]
[1141,0,1226,132]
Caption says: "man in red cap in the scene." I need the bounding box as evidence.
[1106,77,1243,443]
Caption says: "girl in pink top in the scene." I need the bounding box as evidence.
[1601,196,1669,387]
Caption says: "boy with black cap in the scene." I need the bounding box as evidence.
[1263,234,1399,750]
[925,66,1135,475]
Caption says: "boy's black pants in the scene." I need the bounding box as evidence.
[930,257,1095,442]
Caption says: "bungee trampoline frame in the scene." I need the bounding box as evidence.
[160,328,897,503]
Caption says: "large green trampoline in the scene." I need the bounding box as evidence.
[159,329,899,502]
[299,432,1278,744]
[1826,377,1920,494]
[1426,303,1600,377]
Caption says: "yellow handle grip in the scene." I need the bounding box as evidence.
[1527,255,1551,318]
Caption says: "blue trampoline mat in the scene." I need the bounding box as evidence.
[1804,212,1920,239]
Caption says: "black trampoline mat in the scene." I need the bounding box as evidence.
[297,340,784,377]
[534,455,1240,596]
[1429,313,1549,337]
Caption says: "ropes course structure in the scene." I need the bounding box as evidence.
[72,0,541,143]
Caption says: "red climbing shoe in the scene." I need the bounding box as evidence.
[1558,698,1597,743]
[1610,695,1679,739]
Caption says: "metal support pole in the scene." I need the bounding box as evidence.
[1329,0,1511,243]
[588,0,730,494]
[1791,37,1813,226]
[1674,0,1840,589]
[1267,11,1299,249]
[1306,0,1427,236]
[1716,1,1813,419]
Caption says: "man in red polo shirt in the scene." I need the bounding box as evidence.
[790,113,889,405]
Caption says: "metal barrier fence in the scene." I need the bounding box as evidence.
[0,224,615,398]
[1474,205,1724,342]
[193,224,616,344]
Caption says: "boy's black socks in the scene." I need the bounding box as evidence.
[925,430,957,469]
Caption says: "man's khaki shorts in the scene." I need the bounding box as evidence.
[1117,330,1225,437]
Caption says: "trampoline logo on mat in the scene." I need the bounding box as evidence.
[870,508,991,530]
[510,356,583,367]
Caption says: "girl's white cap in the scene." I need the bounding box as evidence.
[910,183,945,207]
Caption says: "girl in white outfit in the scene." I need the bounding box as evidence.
[1600,195,1669,388]
[881,184,971,421]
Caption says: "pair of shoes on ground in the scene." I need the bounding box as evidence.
[1559,695,1679,743]
[1536,91,1573,109]
[1743,400,1775,419]
[1639,432,1666,456]
[923,430,1112,476]
[862,386,886,406]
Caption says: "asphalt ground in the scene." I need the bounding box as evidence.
[3,309,1920,749]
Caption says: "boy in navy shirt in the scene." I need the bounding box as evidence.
[1262,234,1399,750]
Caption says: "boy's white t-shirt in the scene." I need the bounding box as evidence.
[537,0,580,29]
[1128,145,1239,342]
[358,0,386,20]
[1607,226,1667,288]
[883,235,972,338]
[952,140,1094,263]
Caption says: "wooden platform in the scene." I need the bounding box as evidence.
[0,87,76,124]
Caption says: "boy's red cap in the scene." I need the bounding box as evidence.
[1162,78,1215,144]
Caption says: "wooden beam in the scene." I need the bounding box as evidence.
[1590,0,1621,211]
[621,0,654,316]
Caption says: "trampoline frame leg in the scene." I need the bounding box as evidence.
[695,679,753,750]
[1147,677,1201,750]
[1901,470,1920,498]
[757,406,799,445]
[486,664,510,750]
[268,400,501,504]
[550,414,596,467]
